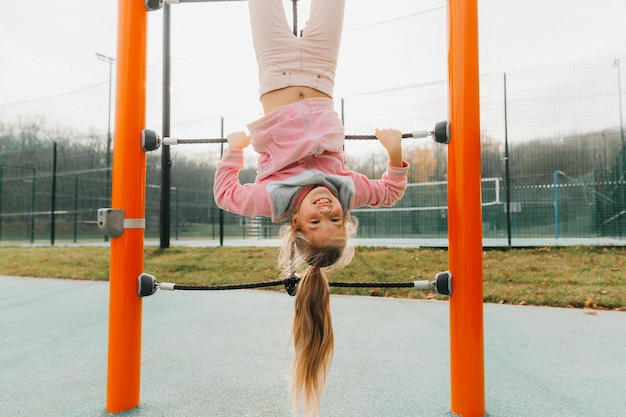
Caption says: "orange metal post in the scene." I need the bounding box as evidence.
[106,0,147,413]
[447,0,485,416]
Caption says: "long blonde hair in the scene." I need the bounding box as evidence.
[278,213,357,416]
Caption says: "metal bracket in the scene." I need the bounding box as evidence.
[97,208,146,238]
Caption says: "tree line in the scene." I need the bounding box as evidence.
[1,119,623,196]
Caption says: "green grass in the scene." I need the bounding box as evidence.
[0,245,624,310]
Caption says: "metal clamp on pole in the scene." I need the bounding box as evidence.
[413,271,452,296]
[97,208,146,238]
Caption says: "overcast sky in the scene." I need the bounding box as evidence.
[1,0,625,139]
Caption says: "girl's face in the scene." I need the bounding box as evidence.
[292,187,345,245]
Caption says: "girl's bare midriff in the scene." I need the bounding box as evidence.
[261,86,331,114]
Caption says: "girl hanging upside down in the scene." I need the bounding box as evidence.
[213,0,409,415]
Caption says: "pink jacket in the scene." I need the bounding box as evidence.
[214,98,409,223]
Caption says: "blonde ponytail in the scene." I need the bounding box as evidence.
[278,214,357,416]
[292,265,333,416]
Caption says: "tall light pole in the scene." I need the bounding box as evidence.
[615,59,625,149]
[96,52,115,205]
[614,58,625,238]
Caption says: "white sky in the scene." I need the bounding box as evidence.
[1,0,625,139]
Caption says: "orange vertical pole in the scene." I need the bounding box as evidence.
[106,0,147,413]
[447,0,485,416]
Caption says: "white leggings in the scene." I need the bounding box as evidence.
[248,0,346,99]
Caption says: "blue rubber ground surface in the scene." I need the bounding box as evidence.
[1,275,624,417]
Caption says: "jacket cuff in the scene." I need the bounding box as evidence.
[387,161,409,177]
[220,148,244,167]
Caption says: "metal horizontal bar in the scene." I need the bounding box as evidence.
[346,131,430,140]
[162,131,429,145]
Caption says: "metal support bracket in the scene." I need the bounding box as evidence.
[97,208,145,238]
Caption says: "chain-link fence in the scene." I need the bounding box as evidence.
[1,55,624,246]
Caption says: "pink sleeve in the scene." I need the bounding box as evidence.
[213,149,273,217]
[349,161,409,209]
